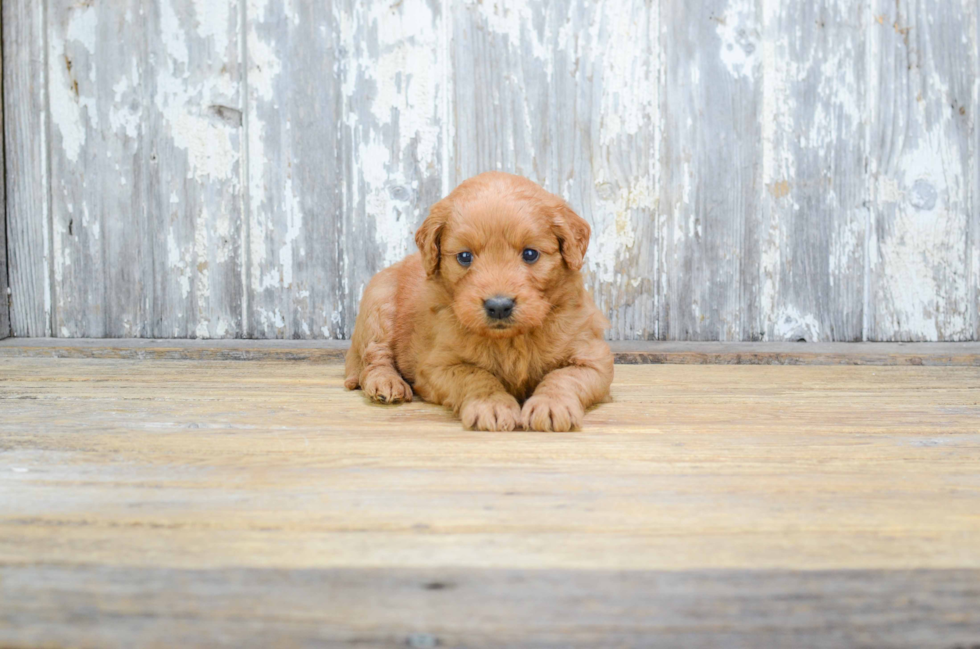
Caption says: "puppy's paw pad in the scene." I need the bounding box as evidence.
[521,396,583,432]
[461,395,522,432]
[362,370,413,404]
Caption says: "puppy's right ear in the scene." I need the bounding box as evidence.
[415,199,451,278]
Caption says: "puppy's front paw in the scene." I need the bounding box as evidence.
[461,394,522,431]
[361,368,413,404]
[521,395,584,432]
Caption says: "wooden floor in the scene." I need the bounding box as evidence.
[1,347,979,647]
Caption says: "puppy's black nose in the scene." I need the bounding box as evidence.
[484,296,515,320]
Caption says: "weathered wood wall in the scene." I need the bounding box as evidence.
[3,0,978,341]
[0,4,8,340]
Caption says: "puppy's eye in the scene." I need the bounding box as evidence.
[456,251,473,267]
[522,248,540,264]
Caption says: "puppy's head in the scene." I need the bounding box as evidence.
[415,172,590,338]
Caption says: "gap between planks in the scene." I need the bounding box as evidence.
[0,338,978,365]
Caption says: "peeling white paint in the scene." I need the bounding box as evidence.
[193,205,212,338]
[65,7,98,52]
[877,177,904,204]
[278,177,304,288]
[595,3,656,146]
[49,6,100,164]
[875,122,970,339]
[195,320,211,338]
[588,178,654,284]
[773,306,822,341]
[156,0,238,181]
[246,25,281,102]
[190,0,231,55]
[337,0,445,270]
[715,0,760,79]
[759,0,795,335]
[168,230,191,300]
[215,317,233,338]
[21,0,979,342]
[357,139,412,266]
[260,307,287,332]
[477,0,550,66]
[109,68,142,139]
[159,1,190,66]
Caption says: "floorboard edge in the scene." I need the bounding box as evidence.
[1,339,978,365]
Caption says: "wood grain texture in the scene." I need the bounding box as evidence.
[47,0,141,337]
[246,0,447,340]
[0,15,8,341]
[245,0,344,339]
[2,0,50,337]
[336,0,448,341]
[2,338,979,366]
[453,0,659,340]
[661,0,763,341]
[42,1,244,338]
[4,1,980,342]
[144,1,245,338]
[974,0,980,344]
[2,566,978,648]
[867,0,978,341]
[760,0,867,342]
[1,358,979,645]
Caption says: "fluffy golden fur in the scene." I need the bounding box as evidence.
[344,172,613,431]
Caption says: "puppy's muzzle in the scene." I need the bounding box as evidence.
[484,295,515,321]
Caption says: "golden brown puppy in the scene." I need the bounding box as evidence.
[344,172,613,431]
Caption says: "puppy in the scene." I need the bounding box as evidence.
[344,172,613,431]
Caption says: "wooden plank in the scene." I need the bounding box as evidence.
[2,566,978,648]
[2,0,50,337]
[760,1,868,342]
[244,0,343,339]
[0,358,979,644]
[46,0,143,337]
[0,338,349,362]
[975,0,980,343]
[1,359,978,573]
[0,9,8,341]
[246,0,447,340]
[1,338,979,365]
[452,0,659,340]
[867,0,977,341]
[451,1,551,185]
[4,3,979,343]
[143,1,245,338]
[607,341,980,366]
[44,1,243,338]
[336,0,449,341]
[661,0,763,341]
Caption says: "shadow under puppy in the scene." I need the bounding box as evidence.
[345,172,613,431]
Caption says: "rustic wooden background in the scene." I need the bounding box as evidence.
[3,0,978,341]
[0,20,7,341]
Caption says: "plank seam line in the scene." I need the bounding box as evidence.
[652,0,662,341]
[440,0,451,198]
[41,0,53,337]
[1,339,978,367]
[760,0,773,343]
[861,0,874,344]
[972,2,979,342]
[239,0,251,339]
[0,0,9,338]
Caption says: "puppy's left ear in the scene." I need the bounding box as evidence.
[415,198,451,278]
[552,202,591,271]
